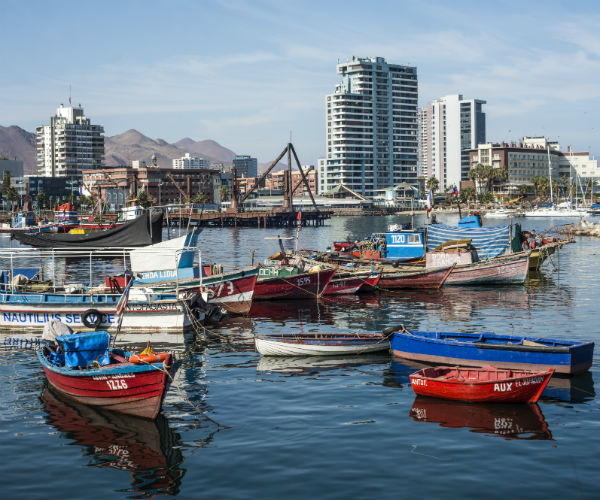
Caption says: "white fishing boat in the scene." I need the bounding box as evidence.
[0,247,209,335]
[254,332,391,356]
[129,229,259,315]
[483,208,515,219]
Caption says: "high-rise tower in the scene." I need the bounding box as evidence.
[36,103,104,178]
[321,56,418,197]
[420,94,486,189]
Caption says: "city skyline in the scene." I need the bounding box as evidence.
[2,0,599,167]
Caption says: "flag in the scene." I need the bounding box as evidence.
[116,279,133,317]
[426,189,433,209]
[68,96,71,105]
[447,186,458,196]
[295,206,303,251]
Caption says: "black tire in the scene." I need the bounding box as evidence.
[82,309,102,329]
[382,324,403,337]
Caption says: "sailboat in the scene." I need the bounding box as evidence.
[524,147,587,218]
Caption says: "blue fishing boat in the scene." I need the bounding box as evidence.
[390,328,594,375]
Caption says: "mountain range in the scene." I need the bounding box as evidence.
[0,125,281,175]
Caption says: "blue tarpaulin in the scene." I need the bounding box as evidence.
[426,224,511,260]
[57,331,111,368]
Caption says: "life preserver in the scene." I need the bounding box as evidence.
[129,353,169,364]
[82,309,102,328]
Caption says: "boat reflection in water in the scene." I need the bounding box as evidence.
[256,353,390,375]
[409,396,553,440]
[543,372,595,403]
[40,387,185,497]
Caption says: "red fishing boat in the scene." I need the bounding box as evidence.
[323,272,380,295]
[38,331,176,419]
[253,268,336,300]
[378,265,453,290]
[409,365,554,403]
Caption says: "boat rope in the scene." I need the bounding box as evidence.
[180,299,240,349]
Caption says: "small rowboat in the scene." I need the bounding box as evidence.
[38,331,176,419]
[410,366,553,403]
[391,328,594,375]
[254,332,391,356]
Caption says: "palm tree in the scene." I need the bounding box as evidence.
[219,185,230,202]
[518,184,530,198]
[426,176,439,193]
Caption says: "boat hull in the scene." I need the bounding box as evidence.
[379,266,452,290]
[409,366,553,403]
[38,350,173,419]
[253,269,336,300]
[255,334,390,356]
[323,273,379,295]
[445,253,530,285]
[0,293,191,334]
[391,330,594,375]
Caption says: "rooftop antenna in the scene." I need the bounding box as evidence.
[69,84,71,105]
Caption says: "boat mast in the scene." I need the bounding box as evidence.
[547,146,553,207]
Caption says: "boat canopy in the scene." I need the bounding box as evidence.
[56,331,111,368]
[426,224,510,260]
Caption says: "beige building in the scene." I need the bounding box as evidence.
[469,136,599,195]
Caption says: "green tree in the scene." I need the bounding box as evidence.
[137,190,150,208]
[460,186,476,204]
[480,191,495,203]
[2,171,19,210]
[191,192,208,204]
[519,184,530,198]
[36,191,48,210]
[219,185,230,202]
[426,176,439,193]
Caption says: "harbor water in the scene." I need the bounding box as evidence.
[0,213,598,499]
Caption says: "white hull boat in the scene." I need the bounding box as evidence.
[254,332,391,356]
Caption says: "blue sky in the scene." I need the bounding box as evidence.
[2,0,599,166]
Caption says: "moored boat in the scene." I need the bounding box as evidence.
[254,332,391,356]
[323,271,380,295]
[391,328,594,375]
[409,365,553,403]
[443,251,530,286]
[38,331,177,419]
[378,264,453,290]
[253,267,336,300]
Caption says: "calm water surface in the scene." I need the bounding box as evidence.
[0,214,598,499]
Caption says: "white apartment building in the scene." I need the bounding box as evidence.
[323,56,419,198]
[36,104,104,178]
[172,152,210,169]
[420,94,486,190]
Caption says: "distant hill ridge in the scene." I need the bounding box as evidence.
[0,126,264,174]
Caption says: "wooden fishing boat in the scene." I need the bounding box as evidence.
[323,271,380,295]
[253,268,336,300]
[38,331,177,419]
[254,332,391,356]
[444,251,531,286]
[391,328,594,374]
[378,265,453,290]
[409,365,553,403]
